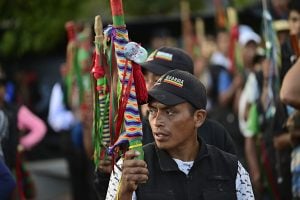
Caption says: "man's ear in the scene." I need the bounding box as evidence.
[194,109,207,128]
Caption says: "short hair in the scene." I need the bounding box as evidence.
[288,0,300,14]
[187,103,197,116]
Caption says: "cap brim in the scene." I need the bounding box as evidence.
[141,61,171,76]
[148,88,185,106]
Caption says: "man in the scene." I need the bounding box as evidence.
[280,0,300,83]
[280,0,300,108]
[0,109,16,200]
[116,70,254,200]
[140,46,236,154]
[48,63,97,200]
[105,47,238,199]
[278,2,300,198]
[207,28,245,164]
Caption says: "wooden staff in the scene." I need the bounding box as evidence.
[227,6,240,74]
[64,21,77,106]
[290,34,300,58]
[180,0,194,56]
[108,0,144,160]
[91,15,111,166]
[214,0,227,29]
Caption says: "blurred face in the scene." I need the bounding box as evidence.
[60,64,68,78]
[289,10,300,36]
[148,101,205,152]
[242,41,257,67]
[0,85,6,102]
[272,0,288,8]
[217,31,230,55]
[143,70,161,90]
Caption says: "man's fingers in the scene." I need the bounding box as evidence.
[123,159,147,169]
[123,174,148,183]
[123,164,148,175]
[100,159,112,166]
[124,150,141,160]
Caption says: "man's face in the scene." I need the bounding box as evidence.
[217,31,230,55]
[242,41,257,67]
[289,10,300,35]
[148,101,199,151]
[143,70,161,90]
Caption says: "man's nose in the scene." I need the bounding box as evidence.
[148,80,156,90]
[153,112,164,127]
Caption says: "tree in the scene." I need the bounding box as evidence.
[0,0,93,59]
[0,0,255,59]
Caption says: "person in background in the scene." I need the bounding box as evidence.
[140,46,236,154]
[0,69,47,199]
[278,1,300,198]
[0,109,16,200]
[208,26,258,166]
[279,0,300,83]
[48,63,98,200]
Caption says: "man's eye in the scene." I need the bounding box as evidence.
[166,110,174,116]
[148,108,156,115]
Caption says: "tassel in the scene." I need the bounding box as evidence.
[91,52,105,80]
[228,25,239,74]
[65,21,76,42]
[132,62,148,104]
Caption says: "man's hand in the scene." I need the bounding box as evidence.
[98,156,113,173]
[273,133,291,150]
[118,150,148,200]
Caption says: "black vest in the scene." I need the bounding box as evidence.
[136,140,238,200]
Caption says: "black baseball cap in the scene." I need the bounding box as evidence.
[141,46,194,75]
[148,70,207,109]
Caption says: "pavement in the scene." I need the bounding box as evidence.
[26,158,72,200]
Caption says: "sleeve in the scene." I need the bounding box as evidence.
[18,105,47,150]
[236,161,255,200]
[238,73,260,138]
[48,83,76,132]
[218,70,231,94]
[243,73,259,104]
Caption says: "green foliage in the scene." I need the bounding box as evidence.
[0,0,85,58]
[232,0,255,8]
[0,0,255,58]
[123,0,203,16]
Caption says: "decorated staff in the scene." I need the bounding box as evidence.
[180,0,194,56]
[92,0,147,164]
[246,1,281,199]
[262,0,281,119]
[64,21,93,112]
[290,34,300,58]
[91,15,111,167]
[214,0,227,29]
[227,7,241,74]
[64,21,77,107]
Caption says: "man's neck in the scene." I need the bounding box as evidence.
[168,136,200,161]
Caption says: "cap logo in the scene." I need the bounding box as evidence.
[155,51,173,61]
[163,75,184,88]
[146,50,157,61]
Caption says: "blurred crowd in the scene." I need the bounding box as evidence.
[2,0,300,200]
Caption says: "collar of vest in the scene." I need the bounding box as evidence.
[155,137,209,172]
